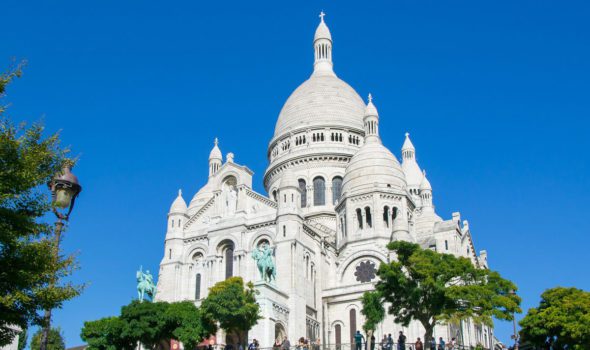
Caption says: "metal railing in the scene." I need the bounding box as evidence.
[200,343,480,350]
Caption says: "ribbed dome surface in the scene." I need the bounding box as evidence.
[342,140,406,195]
[273,74,365,138]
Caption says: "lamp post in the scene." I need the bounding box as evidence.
[509,290,518,350]
[40,165,82,350]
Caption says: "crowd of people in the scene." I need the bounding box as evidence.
[254,332,461,350]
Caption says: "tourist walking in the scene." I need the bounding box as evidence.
[380,335,388,350]
[273,339,281,350]
[282,336,291,350]
[354,330,365,350]
[387,334,393,350]
[397,332,406,350]
[437,338,445,350]
[429,338,436,350]
[370,335,376,350]
[415,338,423,350]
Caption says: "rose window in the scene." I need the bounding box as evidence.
[354,260,376,283]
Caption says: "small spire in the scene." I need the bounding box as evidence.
[319,11,325,22]
[178,189,182,197]
[368,93,373,103]
[214,137,218,146]
[402,132,415,152]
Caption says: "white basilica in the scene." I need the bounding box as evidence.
[155,14,495,349]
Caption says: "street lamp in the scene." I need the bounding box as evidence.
[40,165,82,350]
[509,290,518,350]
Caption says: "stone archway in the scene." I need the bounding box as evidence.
[274,322,286,343]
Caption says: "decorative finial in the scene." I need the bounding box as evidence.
[405,132,410,138]
[214,137,218,146]
[319,11,325,22]
[368,93,373,103]
[178,189,182,196]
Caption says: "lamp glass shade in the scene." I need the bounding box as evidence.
[54,187,74,209]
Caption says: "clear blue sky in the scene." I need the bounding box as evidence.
[3,0,589,347]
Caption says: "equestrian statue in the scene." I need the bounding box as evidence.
[251,242,276,284]
[136,266,156,302]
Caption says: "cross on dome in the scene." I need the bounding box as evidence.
[319,11,325,22]
[178,189,182,197]
[368,93,373,103]
[214,137,218,146]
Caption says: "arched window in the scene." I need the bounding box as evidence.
[335,324,342,349]
[332,176,343,205]
[299,179,307,208]
[365,207,372,228]
[272,190,277,202]
[383,206,390,228]
[356,208,363,229]
[349,309,357,344]
[220,241,235,279]
[195,273,201,300]
[392,207,398,222]
[313,177,325,206]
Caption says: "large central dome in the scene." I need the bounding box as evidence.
[264,13,369,195]
[271,13,365,140]
[273,74,365,138]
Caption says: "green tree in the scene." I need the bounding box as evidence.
[17,328,27,350]
[81,300,216,350]
[0,64,82,346]
[519,287,590,350]
[374,241,520,343]
[119,301,173,350]
[166,301,216,349]
[81,317,135,350]
[361,291,385,350]
[31,327,65,350]
[201,277,261,347]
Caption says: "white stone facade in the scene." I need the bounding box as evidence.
[156,14,495,350]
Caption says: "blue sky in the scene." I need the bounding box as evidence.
[2,0,589,347]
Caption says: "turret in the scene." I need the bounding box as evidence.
[313,12,334,76]
[401,133,423,198]
[277,168,301,218]
[420,170,433,208]
[363,93,379,142]
[165,189,187,264]
[209,138,222,177]
[168,189,188,232]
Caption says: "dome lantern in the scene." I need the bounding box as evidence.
[313,11,334,76]
[209,138,222,177]
[363,93,380,142]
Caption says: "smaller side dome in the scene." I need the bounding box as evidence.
[420,170,432,191]
[279,168,298,189]
[170,189,188,214]
[209,138,222,160]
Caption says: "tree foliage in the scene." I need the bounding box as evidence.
[374,241,520,342]
[81,301,216,350]
[200,277,261,346]
[361,291,385,350]
[0,64,82,346]
[81,317,134,350]
[519,287,590,350]
[31,327,65,350]
[17,328,27,350]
